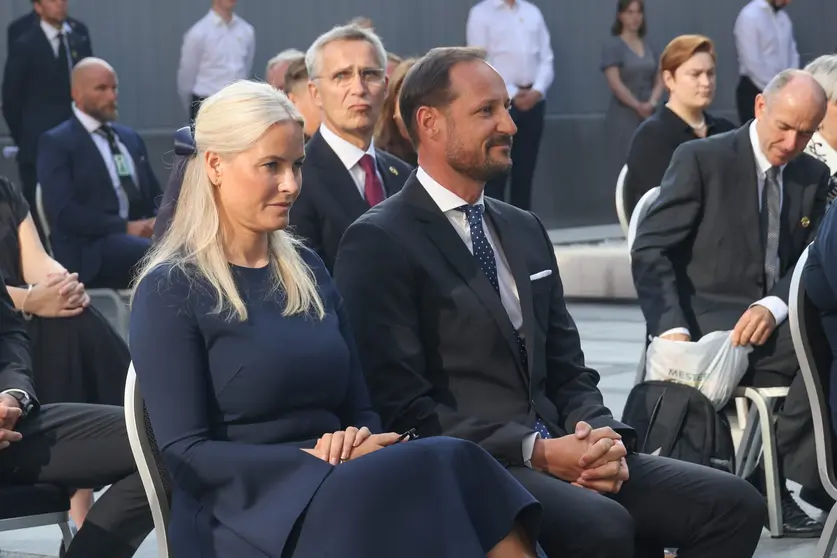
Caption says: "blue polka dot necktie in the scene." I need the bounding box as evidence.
[456,204,551,439]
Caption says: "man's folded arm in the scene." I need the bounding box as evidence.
[333,219,536,466]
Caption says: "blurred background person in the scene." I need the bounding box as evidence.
[623,35,735,216]
[283,57,321,141]
[734,0,799,124]
[349,16,375,30]
[2,0,93,240]
[467,0,554,210]
[7,0,89,51]
[386,52,403,77]
[601,0,664,194]
[804,54,837,204]
[177,0,255,121]
[38,58,161,290]
[265,48,304,91]
[374,58,418,166]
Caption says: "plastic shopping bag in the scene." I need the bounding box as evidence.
[645,330,753,410]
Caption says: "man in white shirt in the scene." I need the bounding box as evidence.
[177,0,255,121]
[632,70,830,536]
[466,0,554,210]
[265,48,304,92]
[734,0,800,124]
[334,46,765,558]
[288,24,412,272]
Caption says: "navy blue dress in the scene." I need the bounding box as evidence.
[129,249,541,558]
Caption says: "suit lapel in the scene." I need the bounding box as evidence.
[375,154,403,196]
[780,164,805,269]
[403,179,529,384]
[71,118,115,198]
[486,200,535,379]
[731,127,764,260]
[307,132,370,218]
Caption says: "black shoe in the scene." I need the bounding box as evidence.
[777,489,823,538]
[800,486,836,513]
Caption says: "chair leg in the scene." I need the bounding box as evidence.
[735,397,749,430]
[815,503,837,557]
[750,393,784,538]
[59,521,73,551]
[735,404,760,477]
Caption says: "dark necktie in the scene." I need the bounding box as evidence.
[763,166,781,290]
[95,125,144,219]
[828,173,837,205]
[456,204,551,439]
[358,154,384,207]
[56,32,72,84]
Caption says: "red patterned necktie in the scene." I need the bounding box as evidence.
[359,154,384,207]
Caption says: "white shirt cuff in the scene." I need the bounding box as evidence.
[523,432,540,468]
[751,296,789,326]
[660,327,691,338]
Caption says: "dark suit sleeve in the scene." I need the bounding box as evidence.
[631,143,704,335]
[130,266,332,555]
[532,215,636,446]
[332,282,383,432]
[624,125,673,215]
[153,156,188,241]
[288,188,325,263]
[334,220,536,466]
[38,132,128,237]
[767,164,830,303]
[0,275,37,401]
[1,40,26,144]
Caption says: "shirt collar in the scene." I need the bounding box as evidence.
[749,120,786,176]
[319,123,376,171]
[416,167,485,213]
[40,19,71,41]
[208,9,238,26]
[72,104,105,134]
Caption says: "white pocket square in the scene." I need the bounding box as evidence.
[529,270,552,281]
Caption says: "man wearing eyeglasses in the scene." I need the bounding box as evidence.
[290,24,413,272]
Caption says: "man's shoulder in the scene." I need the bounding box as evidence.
[112,123,141,141]
[789,152,831,181]
[485,196,542,232]
[41,118,76,143]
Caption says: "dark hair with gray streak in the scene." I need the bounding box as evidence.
[398,46,486,145]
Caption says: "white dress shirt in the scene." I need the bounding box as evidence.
[40,19,73,77]
[662,121,788,339]
[806,132,837,176]
[73,105,138,220]
[466,0,554,99]
[734,0,799,90]
[177,9,255,111]
[319,124,385,201]
[416,167,538,462]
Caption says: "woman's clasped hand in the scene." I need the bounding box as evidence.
[302,427,407,465]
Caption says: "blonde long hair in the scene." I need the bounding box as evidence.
[134,80,324,322]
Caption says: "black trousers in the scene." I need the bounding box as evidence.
[509,454,764,558]
[190,94,207,123]
[736,76,760,125]
[485,100,546,210]
[0,403,153,557]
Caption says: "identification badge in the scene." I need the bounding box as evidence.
[113,154,131,177]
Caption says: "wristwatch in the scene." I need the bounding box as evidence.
[4,391,34,418]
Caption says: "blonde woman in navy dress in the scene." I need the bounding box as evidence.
[129,80,542,558]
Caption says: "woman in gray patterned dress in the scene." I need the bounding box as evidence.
[601,0,664,190]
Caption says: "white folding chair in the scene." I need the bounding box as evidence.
[125,362,172,557]
[615,164,630,237]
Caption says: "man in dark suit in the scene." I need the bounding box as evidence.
[0,272,153,557]
[2,0,92,234]
[289,23,411,272]
[334,46,765,558]
[632,69,830,535]
[38,58,160,289]
[7,1,90,50]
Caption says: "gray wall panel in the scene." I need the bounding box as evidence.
[1,0,833,227]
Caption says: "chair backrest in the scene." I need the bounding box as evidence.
[124,362,172,557]
[34,183,53,256]
[628,186,661,254]
[789,246,837,500]
[615,164,630,237]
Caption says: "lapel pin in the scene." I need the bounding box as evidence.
[801,216,811,228]
[389,166,399,176]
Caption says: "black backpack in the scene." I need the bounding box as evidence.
[621,380,736,474]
